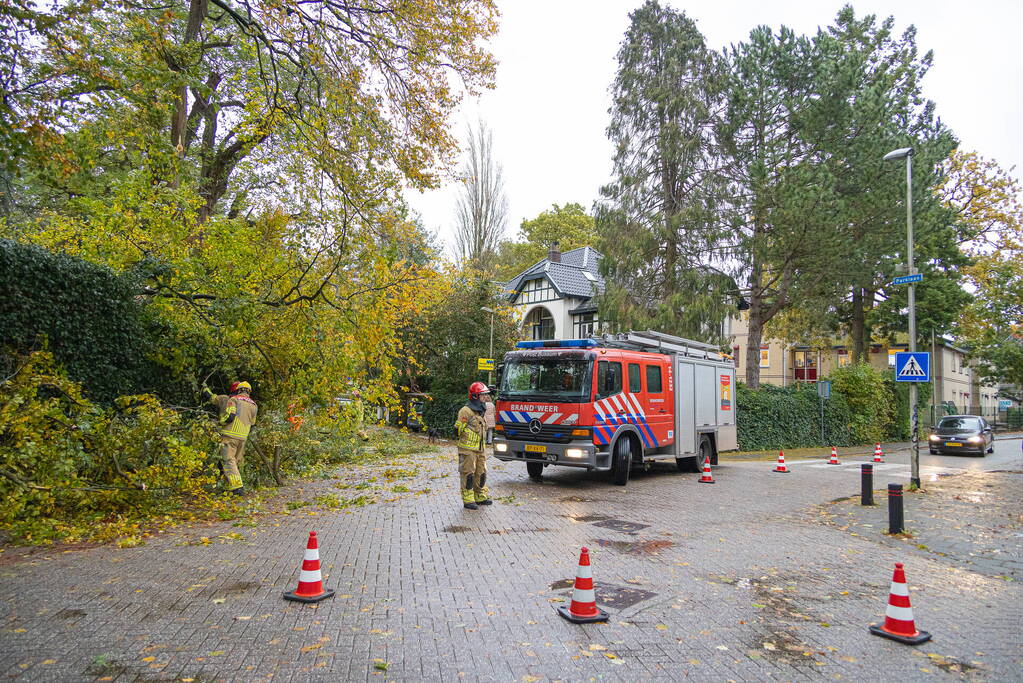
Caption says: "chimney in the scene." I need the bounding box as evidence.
[548,241,561,263]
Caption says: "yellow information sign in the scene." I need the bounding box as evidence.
[477,358,495,371]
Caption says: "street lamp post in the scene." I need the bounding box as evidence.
[481,306,495,386]
[883,146,921,489]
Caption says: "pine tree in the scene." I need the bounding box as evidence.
[596,0,731,341]
[716,25,848,387]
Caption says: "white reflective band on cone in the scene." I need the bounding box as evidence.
[575,565,592,580]
[299,570,322,583]
[885,605,915,621]
[572,589,596,603]
[889,582,909,597]
[304,548,320,561]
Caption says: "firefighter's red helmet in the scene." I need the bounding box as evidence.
[468,381,490,398]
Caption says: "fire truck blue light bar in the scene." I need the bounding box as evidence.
[515,339,598,349]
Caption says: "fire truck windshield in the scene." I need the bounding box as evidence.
[499,357,593,402]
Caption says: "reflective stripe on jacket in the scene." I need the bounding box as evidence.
[209,393,258,440]
[455,405,487,453]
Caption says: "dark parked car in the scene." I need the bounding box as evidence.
[928,415,994,456]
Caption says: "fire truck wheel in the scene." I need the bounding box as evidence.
[676,436,711,473]
[526,461,544,480]
[611,437,632,486]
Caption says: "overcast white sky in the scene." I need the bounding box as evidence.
[406,0,1023,256]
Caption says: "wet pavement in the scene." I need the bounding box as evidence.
[1,437,1021,681]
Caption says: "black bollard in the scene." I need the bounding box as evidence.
[861,463,873,506]
[888,483,904,534]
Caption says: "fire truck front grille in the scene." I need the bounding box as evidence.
[501,423,573,444]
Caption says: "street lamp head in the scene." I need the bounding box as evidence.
[480,306,495,314]
[883,147,914,161]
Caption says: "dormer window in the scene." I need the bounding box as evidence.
[517,277,555,304]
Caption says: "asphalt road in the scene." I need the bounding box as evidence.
[778,435,1023,485]
[918,434,1022,472]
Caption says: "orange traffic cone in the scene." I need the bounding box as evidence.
[869,562,931,645]
[828,446,840,465]
[773,451,789,473]
[873,443,884,463]
[698,455,715,484]
[283,531,335,603]
[557,547,609,623]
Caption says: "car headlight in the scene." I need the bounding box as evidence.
[565,448,586,459]
[967,436,983,443]
[495,442,508,453]
[928,434,940,441]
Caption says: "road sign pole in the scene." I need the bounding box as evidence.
[905,152,921,489]
[488,310,494,386]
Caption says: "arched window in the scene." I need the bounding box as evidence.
[525,306,555,340]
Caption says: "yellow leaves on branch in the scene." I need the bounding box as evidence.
[942,149,1023,253]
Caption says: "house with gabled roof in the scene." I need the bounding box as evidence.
[501,243,603,340]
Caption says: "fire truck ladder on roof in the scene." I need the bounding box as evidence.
[597,330,724,361]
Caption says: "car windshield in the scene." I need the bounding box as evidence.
[937,417,981,431]
[499,357,592,402]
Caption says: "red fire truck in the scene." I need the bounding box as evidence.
[493,331,737,485]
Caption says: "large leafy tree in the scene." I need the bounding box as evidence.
[950,151,1023,391]
[750,8,960,371]
[5,0,497,223]
[493,202,596,281]
[1,0,498,406]
[596,0,732,340]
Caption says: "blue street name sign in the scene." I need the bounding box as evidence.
[893,273,923,285]
[894,352,930,382]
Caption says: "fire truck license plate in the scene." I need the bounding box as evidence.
[525,444,546,453]
[945,442,961,447]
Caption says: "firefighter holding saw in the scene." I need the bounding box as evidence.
[455,381,492,509]
[202,380,258,495]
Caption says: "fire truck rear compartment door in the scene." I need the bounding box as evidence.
[675,359,696,455]
[695,364,716,426]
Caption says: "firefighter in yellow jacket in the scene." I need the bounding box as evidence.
[455,381,492,509]
[202,380,258,495]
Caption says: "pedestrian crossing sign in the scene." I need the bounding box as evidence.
[894,352,930,382]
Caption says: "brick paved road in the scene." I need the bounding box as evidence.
[1,439,1021,682]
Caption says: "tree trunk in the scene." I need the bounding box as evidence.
[850,287,866,363]
[170,0,208,164]
[745,296,764,389]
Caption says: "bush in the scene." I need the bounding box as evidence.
[887,377,932,441]
[736,383,855,451]
[0,352,217,544]
[245,404,364,486]
[828,363,895,444]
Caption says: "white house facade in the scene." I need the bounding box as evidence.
[502,245,602,340]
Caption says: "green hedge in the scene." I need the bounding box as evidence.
[735,363,929,451]
[736,383,855,451]
[0,240,166,402]
[420,391,467,438]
